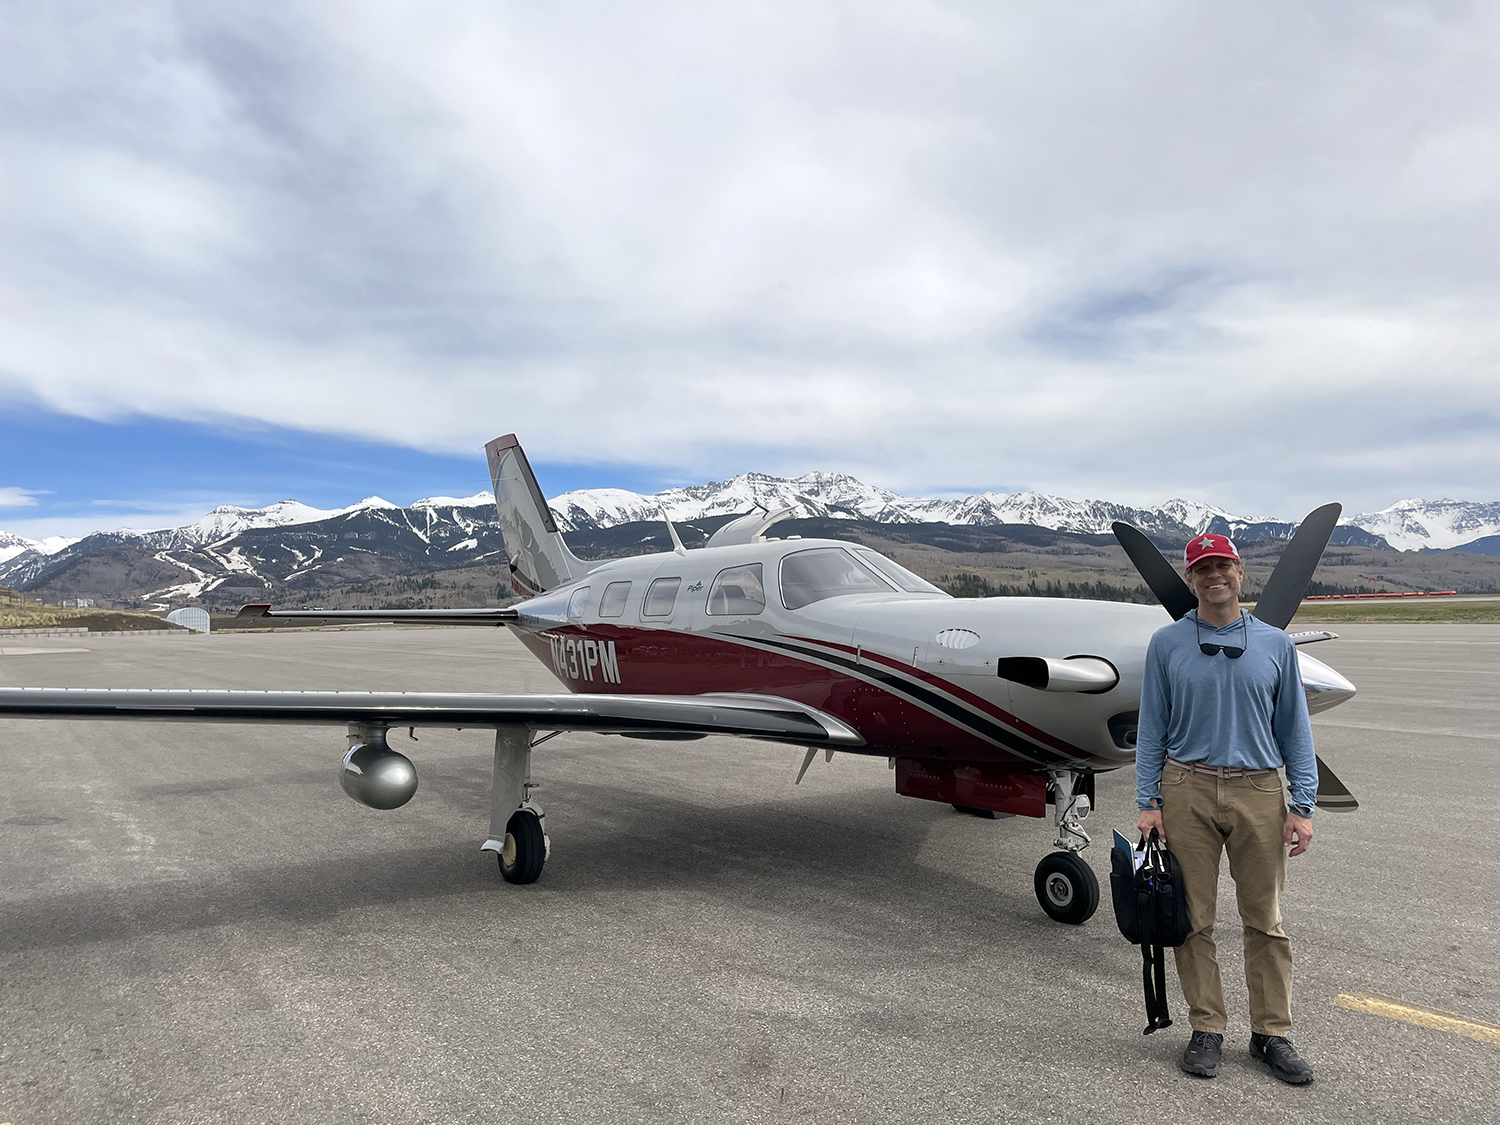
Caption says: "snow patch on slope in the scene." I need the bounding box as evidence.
[1343,499,1500,551]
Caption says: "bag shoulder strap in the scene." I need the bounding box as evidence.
[1136,829,1175,1033]
[1141,943,1173,1035]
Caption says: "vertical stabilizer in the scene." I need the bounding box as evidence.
[485,435,594,596]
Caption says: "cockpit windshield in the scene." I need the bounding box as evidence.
[851,548,947,595]
[779,547,894,610]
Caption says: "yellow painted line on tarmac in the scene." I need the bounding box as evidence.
[1334,993,1500,1046]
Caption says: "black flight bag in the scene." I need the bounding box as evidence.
[1110,829,1192,1034]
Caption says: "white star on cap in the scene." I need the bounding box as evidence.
[1198,536,1216,549]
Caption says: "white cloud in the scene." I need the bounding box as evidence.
[2,2,1499,516]
[0,487,42,508]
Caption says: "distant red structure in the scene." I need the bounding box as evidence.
[1303,591,1459,600]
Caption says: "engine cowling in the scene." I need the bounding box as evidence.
[340,743,419,809]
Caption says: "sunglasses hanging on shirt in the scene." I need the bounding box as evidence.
[1196,612,1248,659]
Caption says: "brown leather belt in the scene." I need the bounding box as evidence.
[1167,756,1278,779]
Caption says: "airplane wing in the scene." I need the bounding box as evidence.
[0,688,862,747]
[235,604,520,626]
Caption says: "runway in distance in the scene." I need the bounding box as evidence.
[0,434,1358,923]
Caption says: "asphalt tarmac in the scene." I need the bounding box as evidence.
[1,624,1496,1124]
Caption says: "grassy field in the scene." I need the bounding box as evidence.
[1284,598,1500,625]
[0,585,181,632]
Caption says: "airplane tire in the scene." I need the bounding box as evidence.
[1034,851,1099,924]
[497,810,546,884]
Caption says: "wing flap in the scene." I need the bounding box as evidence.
[0,688,863,747]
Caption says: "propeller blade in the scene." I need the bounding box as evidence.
[1253,503,1342,631]
[1112,521,1198,621]
[1315,754,1359,812]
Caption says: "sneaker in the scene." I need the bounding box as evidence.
[1250,1033,1314,1084]
[1180,1030,1223,1078]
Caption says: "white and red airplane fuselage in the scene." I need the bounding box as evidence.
[502,532,1355,823]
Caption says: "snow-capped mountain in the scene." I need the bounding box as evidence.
[8,468,1500,611]
[1343,499,1500,552]
[146,500,344,550]
[550,472,908,529]
[0,497,511,606]
[0,497,409,560]
[148,497,410,550]
[0,530,36,567]
[0,530,80,566]
[547,473,1265,537]
[9,471,1500,600]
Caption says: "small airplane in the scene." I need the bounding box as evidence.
[0,435,1358,924]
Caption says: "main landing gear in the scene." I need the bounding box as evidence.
[480,727,551,884]
[1033,769,1099,925]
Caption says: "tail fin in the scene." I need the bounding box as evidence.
[485,434,595,596]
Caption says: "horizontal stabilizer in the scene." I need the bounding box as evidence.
[1289,630,1338,646]
[237,604,519,627]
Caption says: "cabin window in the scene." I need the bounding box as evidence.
[779,548,892,610]
[642,577,681,618]
[852,547,946,594]
[706,564,766,616]
[566,586,591,619]
[599,581,631,618]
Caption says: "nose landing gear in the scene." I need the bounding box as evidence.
[1034,851,1098,924]
[1034,769,1099,924]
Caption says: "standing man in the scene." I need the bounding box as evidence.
[1135,533,1318,1084]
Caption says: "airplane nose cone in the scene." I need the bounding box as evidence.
[1296,650,1356,715]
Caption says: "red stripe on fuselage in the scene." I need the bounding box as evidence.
[511,623,1097,767]
[783,634,1087,760]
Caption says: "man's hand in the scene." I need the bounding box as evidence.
[1285,812,1314,857]
[1137,808,1165,841]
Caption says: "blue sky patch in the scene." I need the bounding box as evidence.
[0,406,669,538]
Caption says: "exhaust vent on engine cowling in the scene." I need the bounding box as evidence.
[995,655,1119,694]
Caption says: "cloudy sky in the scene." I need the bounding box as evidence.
[3,1,1498,538]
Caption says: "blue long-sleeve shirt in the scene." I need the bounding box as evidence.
[1135,610,1318,814]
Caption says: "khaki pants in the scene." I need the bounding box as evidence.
[1160,762,1292,1036]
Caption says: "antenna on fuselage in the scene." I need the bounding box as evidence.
[661,506,688,555]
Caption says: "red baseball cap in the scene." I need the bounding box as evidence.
[1185,533,1240,569]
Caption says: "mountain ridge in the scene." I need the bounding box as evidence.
[8,474,1500,561]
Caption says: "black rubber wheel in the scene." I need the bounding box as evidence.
[1033,851,1099,924]
[497,810,546,884]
